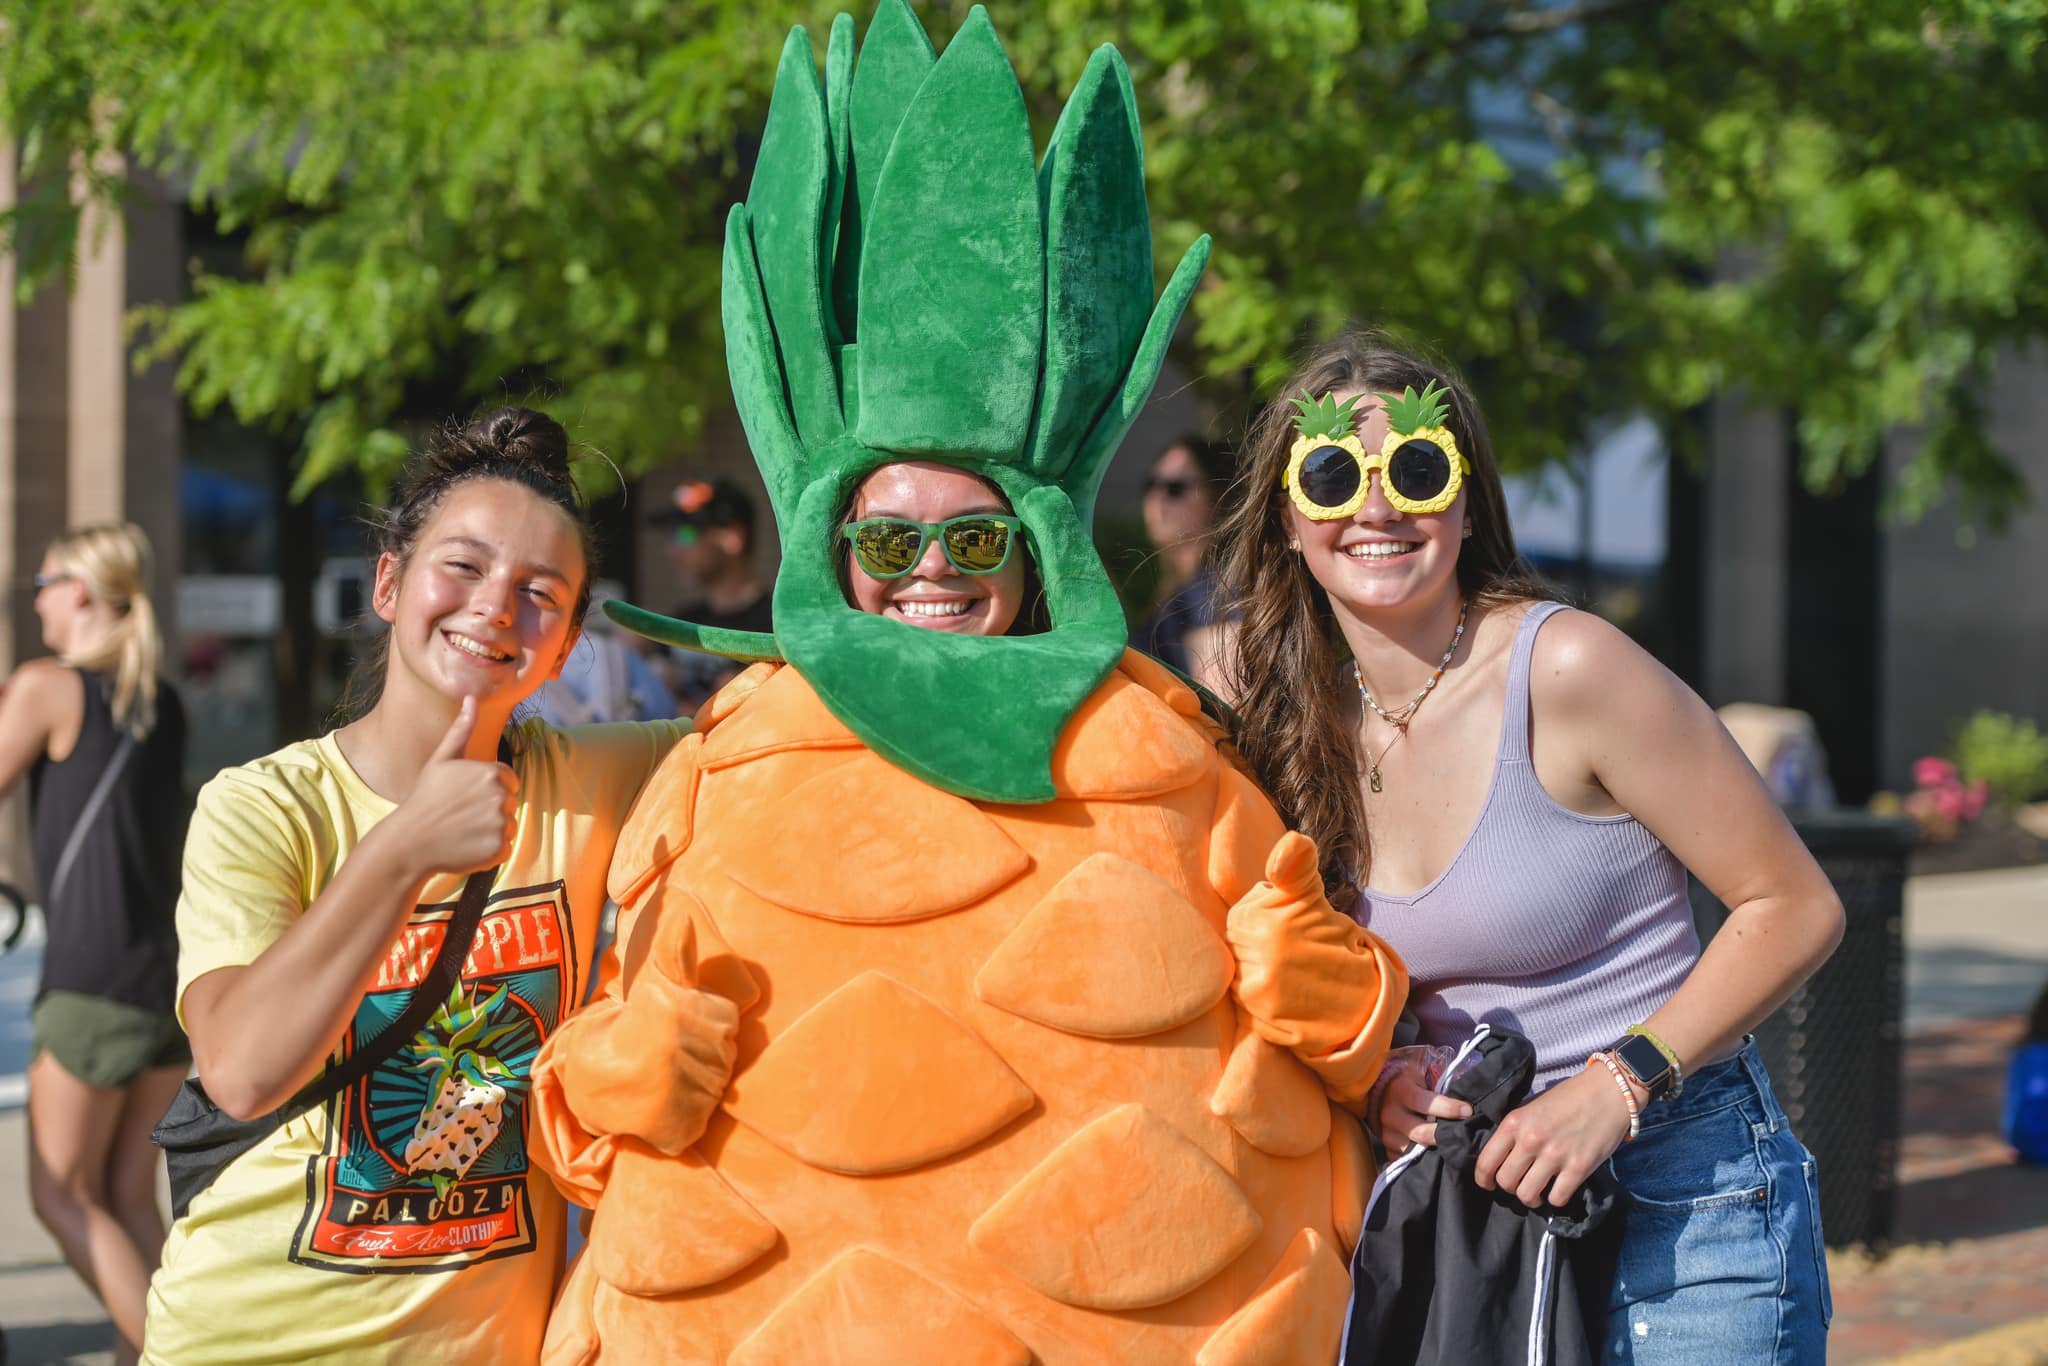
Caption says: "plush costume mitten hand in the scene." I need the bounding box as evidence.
[1226,832,1409,1100]
[556,899,740,1155]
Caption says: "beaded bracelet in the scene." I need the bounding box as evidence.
[1626,1024,1685,1100]
[1361,1057,1407,1145]
[1591,1051,1641,1142]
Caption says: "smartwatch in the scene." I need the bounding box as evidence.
[1603,1031,1677,1103]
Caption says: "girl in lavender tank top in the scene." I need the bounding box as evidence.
[1215,331,1843,1364]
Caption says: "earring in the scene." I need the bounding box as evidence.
[1288,541,1301,552]
[1462,521,1474,540]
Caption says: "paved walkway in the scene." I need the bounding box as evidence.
[0,866,2044,1364]
[1903,865,2048,1030]
[0,906,113,1364]
[1830,1015,2048,1362]
[0,1106,117,1364]
[1829,865,2048,1364]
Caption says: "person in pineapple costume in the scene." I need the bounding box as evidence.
[528,5,1407,1362]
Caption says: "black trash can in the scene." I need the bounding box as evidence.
[1689,811,1916,1250]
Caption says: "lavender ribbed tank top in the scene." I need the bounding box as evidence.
[1353,602,1699,1091]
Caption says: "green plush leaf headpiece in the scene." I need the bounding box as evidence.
[608,0,1211,803]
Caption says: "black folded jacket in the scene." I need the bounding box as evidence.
[1340,1027,1628,1366]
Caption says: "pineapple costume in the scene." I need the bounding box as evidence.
[528,4,1407,1362]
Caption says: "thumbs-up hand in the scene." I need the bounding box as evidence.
[1225,831,1379,1055]
[395,696,519,877]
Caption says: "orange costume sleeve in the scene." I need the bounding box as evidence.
[528,739,753,1208]
[1209,763,1410,1104]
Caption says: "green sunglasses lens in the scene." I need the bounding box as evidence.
[848,516,1018,578]
[940,518,1013,573]
[851,521,926,577]
[1387,440,1453,504]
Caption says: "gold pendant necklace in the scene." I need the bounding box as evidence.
[1363,727,1405,793]
[1354,600,1466,794]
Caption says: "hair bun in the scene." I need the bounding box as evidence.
[457,406,573,484]
[380,403,590,556]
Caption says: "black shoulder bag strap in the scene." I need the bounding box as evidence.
[281,863,500,1118]
[46,731,138,911]
[155,864,500,1218]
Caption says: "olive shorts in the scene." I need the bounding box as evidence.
[32,989,192,1090]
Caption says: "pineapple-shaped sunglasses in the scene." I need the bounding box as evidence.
[1282,381,1470,520]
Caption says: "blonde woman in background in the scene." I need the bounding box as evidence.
[0,523,187,1366]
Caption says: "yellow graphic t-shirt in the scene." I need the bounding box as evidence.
[144,717,687,1366]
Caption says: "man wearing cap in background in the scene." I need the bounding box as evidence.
[650,478,774,708]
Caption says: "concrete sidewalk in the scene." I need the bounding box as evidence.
[0,865,2043,1365]
[0,1105,117,1364]
[1904,864,2048,1028]
[0,904,112,1364]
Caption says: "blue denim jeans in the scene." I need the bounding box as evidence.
[1603,1039,1831,1364]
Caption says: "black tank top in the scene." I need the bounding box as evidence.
[30,668,187,1011]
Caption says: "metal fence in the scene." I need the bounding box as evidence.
[1690,812,1916,1250]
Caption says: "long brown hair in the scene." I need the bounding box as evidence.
[1213,329,1552,901]
[47,523,164,739]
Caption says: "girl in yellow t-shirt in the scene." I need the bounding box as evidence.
[144,409,688,1365]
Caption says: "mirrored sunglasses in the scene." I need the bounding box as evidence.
[842,515,1022,580]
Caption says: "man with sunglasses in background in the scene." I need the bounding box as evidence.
[650,478,774,708]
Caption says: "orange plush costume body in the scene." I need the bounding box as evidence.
[532,656,1404,1363]
[528,4,1405,1361]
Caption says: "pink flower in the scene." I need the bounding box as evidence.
[1915,756,1958,789]
[1961,780,1989,823]
[1934,786,1967,822]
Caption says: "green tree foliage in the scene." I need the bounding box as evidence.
[5,0,2045,519]
[1952,710,2048,806]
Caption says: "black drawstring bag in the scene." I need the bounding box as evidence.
[1342,1027,1628,1366]
[152,865,497,1220]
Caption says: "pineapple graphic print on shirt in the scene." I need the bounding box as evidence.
[289,879,575,1272]
[402,982,527,1198]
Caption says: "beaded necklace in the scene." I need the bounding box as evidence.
[1354,600,1468,793]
